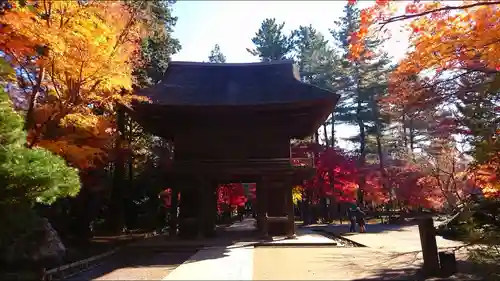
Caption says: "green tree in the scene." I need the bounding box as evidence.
[208,44,227,63]
[293,25,342,146]
[0,90,80,207]
[130,0,182,87]
[0,89,80,264]
[331,3,393,204]
[247,18,295,62]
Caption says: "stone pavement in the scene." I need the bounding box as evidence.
[163,244,254,280]
[162,218,340,280]
[164,221,467,280]
[67,220,484,280]
[262,227,340,245]
[254,223,480,281]
[162,218,256,280]
[254,246,424,280]
[320,222,464,253]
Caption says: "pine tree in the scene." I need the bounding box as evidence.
[0,89,80,264]
[330,3,393,204]
[293,25,342,146]
[208,44,227,63]
[130,0,181,87]
[0,90,80,207]
[247,18,296,62]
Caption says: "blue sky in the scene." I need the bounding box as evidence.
[170,1,410,149]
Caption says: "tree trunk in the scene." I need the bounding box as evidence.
[107,107,126,233]
[409,118,416,160]
[330,114,335,147]
[321,197,329,222]
[322,123,329,147]
[25,67,45,132]
[371,96,391,210]
[355,66,366,205]
[402,115,408,151]
[125,116,135,228]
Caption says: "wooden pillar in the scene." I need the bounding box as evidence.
[285,184,296,238]
[169,187,179,237]
[256,181,268,238]
[203,182,217,237]
[418,217,440,276]
[197,179,206,239]
[178,184,198,239]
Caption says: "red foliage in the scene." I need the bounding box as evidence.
[300,145,359,204]
[296,142,463,209]
[217,183,252,213]
[159,188,180,208]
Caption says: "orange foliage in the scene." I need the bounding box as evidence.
[469,154,500,197]
[0,0,148,169]
[348,0,500,197]
[349,0,500,67]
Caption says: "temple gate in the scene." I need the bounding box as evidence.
[126,61,339,239]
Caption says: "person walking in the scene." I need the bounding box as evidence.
[347,205,357,232]
[355,206,367,233]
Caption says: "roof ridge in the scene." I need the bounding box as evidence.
[169,60,295,67]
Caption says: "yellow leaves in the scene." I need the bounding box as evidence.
[60,113,101,134]
[0,1,148,169]
[2,0,142,95]
[37,139,106,170]
[292,185,303,204]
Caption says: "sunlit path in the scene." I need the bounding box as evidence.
[162,218,256,280]
[163,245,254,280]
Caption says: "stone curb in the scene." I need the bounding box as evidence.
[253,242,339,247]
[42,232,160,281]
[303,227,367,248]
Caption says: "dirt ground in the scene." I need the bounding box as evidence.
[253,246,486,281]
[66,250,195,280]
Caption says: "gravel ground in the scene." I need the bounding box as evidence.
[64,250,196,280]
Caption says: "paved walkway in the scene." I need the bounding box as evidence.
[163,219,257,280]
[163,245,254,280]
[319,222,464,252]
[163,218,340,280]
[67,220,484,280]
[254,223,479,280]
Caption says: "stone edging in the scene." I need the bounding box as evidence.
[254,242,339,247]
[42,232,160,281]
[311,228,367,247]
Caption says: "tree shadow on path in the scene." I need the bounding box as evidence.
[346,252,497,281]
[64,218,260,280]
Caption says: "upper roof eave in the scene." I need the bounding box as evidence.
[134,60,338,106]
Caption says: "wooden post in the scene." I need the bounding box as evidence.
[197,179,205,239]
[169,187,179,237]
[286,184,296,238]
[418,217,440,276]
[204,182,217,237]
[256,182,269,238]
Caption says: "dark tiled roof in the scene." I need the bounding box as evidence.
[136,61,338,106]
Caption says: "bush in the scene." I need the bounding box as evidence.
[0,89,81,265]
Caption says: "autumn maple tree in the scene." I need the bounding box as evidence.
[0,0,147,169]
[217,183,249,213]
[347,0,500,197]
